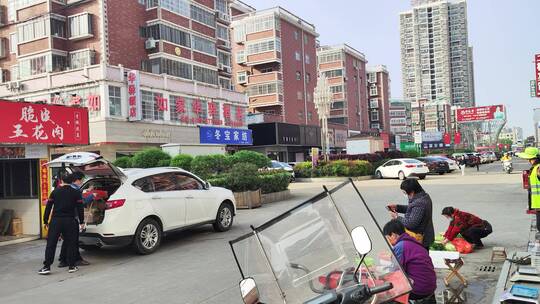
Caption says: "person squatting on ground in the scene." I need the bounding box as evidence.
[387,178,435,250]
[58,171,93,267]
[440,207,492,248]
[39,174,86,275]
[383,219,437,303]
[517,147,540,231]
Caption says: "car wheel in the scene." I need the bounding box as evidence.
[375,171,383,179]
[213,203,234,232]
[398,171,406,180]
[439,172,444,175]
[419,175,426,180]
[133,218,162,255]
[80,244,100,251]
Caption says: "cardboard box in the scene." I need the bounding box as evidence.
[9,218,22,236]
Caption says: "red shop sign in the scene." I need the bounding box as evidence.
[456,105,505,122]
[0,100,89,145]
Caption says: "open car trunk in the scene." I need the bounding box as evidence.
[46,152,126,225]
[82,178,122,225]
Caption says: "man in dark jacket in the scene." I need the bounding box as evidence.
[39,174,85,275]
[384,220,436,303]
[388,178,434,249]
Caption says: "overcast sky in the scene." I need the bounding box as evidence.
[245,0,540,136]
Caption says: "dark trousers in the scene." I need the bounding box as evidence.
[409,293,436,303]
[462,220,493,246]
[536,210,540,232]
[59,226,82,263]
[44,217,78,267]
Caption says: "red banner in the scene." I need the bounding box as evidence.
[0,100,89,145]
[454,132,461,145]
[456,105,505,122]
[443,132,451,145]
[536,54,540,97]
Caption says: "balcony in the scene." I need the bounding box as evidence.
[246,51,281,66]
[327,77,344,85]
[249,93,284,107]
[248,72,282,84]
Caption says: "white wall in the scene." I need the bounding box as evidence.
[0,199,40,236]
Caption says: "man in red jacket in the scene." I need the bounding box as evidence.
[441,207,492,248]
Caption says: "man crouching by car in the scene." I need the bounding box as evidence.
[39,173,86,275]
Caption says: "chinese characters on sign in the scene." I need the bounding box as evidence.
[536,54,540,97]
[199,126,252,145]
[0,100,89,145]
[456,105,506,122]
[173,97,245,127]
[127,70,142,121]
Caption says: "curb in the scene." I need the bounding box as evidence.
[295,176,374,183]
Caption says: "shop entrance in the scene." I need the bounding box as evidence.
[0,159,40,244]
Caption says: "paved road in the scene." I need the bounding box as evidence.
[0,169,531,304]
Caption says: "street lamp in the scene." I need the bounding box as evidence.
[314,75,334,161]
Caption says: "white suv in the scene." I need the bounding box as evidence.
[47,152,236,254]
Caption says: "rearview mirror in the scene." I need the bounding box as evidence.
[204,181,211,190]
[239,278,260,304]
[351,226,372,255]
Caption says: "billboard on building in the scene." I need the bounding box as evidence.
[199,126,252,145]
[127,70,142,121]
[456,105,506,122]
[0,100,89,145]
[535,54,540,97]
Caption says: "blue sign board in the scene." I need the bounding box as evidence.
[199,126,252,145]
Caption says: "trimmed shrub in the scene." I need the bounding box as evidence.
[191,154,232,179]
[230,150,271,169]
[131,148,171,168]
[403,150,421,158]
[227,163,260,192]
[113,156,132,168]
[207,176,228,189]
[349,160,373,176]
[170,154,194,171]
[258,172,291,194]
[294,162,313,178]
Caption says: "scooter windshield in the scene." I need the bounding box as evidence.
[230,181,412,304]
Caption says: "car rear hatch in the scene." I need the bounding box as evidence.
[46,152,127,225]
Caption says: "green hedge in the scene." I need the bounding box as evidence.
[170,154,193,171]
[113,156,132,168]
[130,148,171,168]
[294,160,373,178]
[208,170,290,194]
[229,150,271,169]
[258,171,290,194]
[191,154,232,179]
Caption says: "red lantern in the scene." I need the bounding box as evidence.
[454,132,461,144]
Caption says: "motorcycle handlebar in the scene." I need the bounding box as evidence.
[367,283,393,296]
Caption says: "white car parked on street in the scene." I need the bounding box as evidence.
[47,152,236,255]
[374,158,429,180]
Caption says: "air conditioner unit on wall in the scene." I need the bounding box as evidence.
[222,41,231,49]
[145,39,157,50]
[223,66,231,74]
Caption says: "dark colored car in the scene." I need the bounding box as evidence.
[417,157,450,175]
[464,153,481,167]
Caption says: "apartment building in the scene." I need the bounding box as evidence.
[423,101,451,132]
[317,44,367,133]
[400,0,475,108]
[500,127,524,144]
[366,65,390,133]
[0,0,248,159]
[230,6,319,126]
[389,100,413,142]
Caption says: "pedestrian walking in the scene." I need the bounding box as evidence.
[459,156,466,176]
[58,172,93,267]
[383,220,437,303]
[517,147,540,231]
[387,178,435,249]
[39,174,85,275]
[441,207,493,248]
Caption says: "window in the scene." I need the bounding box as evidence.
[246,82,282,96]
[69,49,95,69]
[297,91,302,100]
[68,13,92,39]
[175,173,203,190]
[306,73,311,83]
[219,77,231,90]
[306,93,311,102]
[236,50,246,64]
[141,90,164,120]
[152,173,177,192]
[260,67,272,73]
[322,69,343,78]
[367,72,377,83]
[9,33,16,54]
[330,85,343,93]
[298,111,304,120]
[51,18,66,38]
[369,85,378,96]
[296,71,301,80]
[245,39,280,55]
[133,177,154,192]
[294,30,299,40]
[108,86,121,117]
[244,14,278,34]
[190,4,215,27]
[295,51,301,61]
[8,0,44,21]
[218,51,231,67]
[0,160,38,199]
[307,111,313,121]
[18,53,66,78]
[192,35,216,56]
[158,0,190,16]
[305,54,310,64]
[237,71,247,83]
[318,51,342,64]
[371,123,380,129]
[193,65,218,85]
[141,24,191,48]
[369,98,379,108]
[214,0,228,15]
[216,24,229,41]
[371,111,379,121]
[17,17,48,43]
[142,57,192,80]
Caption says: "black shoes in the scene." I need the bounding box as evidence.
[38,266,51,275]
[68,266,79,273]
